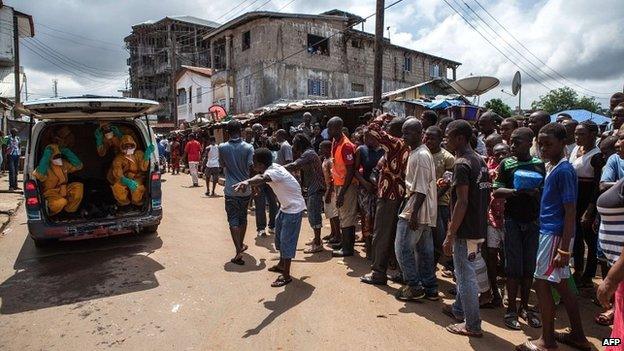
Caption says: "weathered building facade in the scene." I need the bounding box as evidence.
[204,10,461,114]
[124,16,219,125]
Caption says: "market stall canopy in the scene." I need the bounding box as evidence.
[451,76,500,96]
[551,109,610,124]
[426,99,464,110]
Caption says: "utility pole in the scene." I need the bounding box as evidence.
[53,79,58,98]
[22,72,27,101]
[372,0,385,111]
[12,14,20,118]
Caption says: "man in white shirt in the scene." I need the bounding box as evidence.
[394,118,438,301]
[202,137,220,196]
[234,148,306,288]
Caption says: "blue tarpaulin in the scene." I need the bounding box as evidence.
[551,109,610,124]
[426,99,464,110]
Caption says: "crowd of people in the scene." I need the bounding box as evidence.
[168,92,624,350]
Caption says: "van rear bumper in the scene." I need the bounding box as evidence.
[28,209,162,241]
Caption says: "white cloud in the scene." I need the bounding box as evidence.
[8,0,623,108]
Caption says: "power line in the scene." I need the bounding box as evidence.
[441,0,556,92]
[470,0,611,96]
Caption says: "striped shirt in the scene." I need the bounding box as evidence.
[597,178,624,265]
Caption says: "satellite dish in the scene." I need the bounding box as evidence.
[512,71,521,96]
[450,76,500,96]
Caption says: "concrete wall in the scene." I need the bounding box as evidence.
[211,16,458,113]
[175,72,213,122]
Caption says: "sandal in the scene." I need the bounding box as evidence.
[445,323,483,337]
[271,275,292,287]
[515,340,557,351]
[442,304,464,322]
[595,309,614,326]
[268,265,283,273]
[230,257,245,265]
[519,308,542,328]
[504,311,522,330]
[554,328,592,351]
[241,244,248,253]
[304,244,323,254]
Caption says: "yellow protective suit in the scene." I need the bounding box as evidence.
[32,144,84,216]
[96,122,122,157]
[109,135,149,206]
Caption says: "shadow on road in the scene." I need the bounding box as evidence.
[242,275,315,338]
[254,235,277,253]
[223,253,266,273]
[0,233,164,315]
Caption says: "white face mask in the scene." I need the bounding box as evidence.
[125,148,135,156]
[105,132,114,139]
[52,158,63,166]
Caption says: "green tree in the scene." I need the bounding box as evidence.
[530,87,601,114]
[484,98,513,118]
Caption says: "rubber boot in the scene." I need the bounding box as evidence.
[333,226,355,257]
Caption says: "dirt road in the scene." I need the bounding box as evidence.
[0,173,610,350]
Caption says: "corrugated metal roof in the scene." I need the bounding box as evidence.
[133,15,220,28]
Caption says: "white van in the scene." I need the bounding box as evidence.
[22,96,163,247]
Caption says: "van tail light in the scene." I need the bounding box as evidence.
[26,197,39,207]
[151,172,161,181]
[25,181,37,192]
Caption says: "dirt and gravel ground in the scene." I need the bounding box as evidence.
[0,173,611,350]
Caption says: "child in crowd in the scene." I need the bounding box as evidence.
[493,127,545,330]
[234,148,306,287]
[484,142,510,307]
[516,123,590,351]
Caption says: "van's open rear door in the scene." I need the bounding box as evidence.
[23,96,160,120]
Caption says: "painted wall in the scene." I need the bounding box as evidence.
[175,71,213,122]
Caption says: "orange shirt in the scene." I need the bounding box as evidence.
[331,134,356,186]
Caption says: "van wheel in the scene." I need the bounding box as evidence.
[142,225,159,234]
[33,237,55,248]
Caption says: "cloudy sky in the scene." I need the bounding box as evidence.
[6,0,624,109]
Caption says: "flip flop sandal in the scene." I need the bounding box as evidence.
[595,311,614,326]
[271,275,292,287]
[304,245,323,254]
[504,312,522,330]
[267,265,283,273]
[520,309,542,329]
[230,257,245,265]
[554,329,592,351]
[241,244,249,253]
[515,340,556,351]
[442,305,464,322]
[445,323,483,338]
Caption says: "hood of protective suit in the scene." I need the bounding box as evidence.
[120,135,137,149]
[54,126,75,148]
[48,144,62,158]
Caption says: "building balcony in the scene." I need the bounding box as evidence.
[177,103,189,120]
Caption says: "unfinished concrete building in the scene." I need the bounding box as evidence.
[124,16,219,126]
[203,10,461,115]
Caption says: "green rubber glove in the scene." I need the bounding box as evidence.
[60,147,81,167]
[121,176,138,193]
[36,146,53,175]
[94,128,104,147]
[110,125,123,138]
[144,144,155,161]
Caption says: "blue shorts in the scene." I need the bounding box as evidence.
[275,210,303,259]
[306,192,323,229]
[225,196,250,227]
[504,219,539,279]
[534,232,574,283]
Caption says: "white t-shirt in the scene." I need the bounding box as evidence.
[399,144,437,226]
[205,145,220,168]
[264,164,306,214]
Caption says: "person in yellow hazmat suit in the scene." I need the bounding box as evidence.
[95,122,124,157]
[110,135,154,207]
[32,144,84,216]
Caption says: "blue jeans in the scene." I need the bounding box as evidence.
[434,205,450,264]
[274,210,303,259]
[395,218,437,294]
[254,184,278,231]
[8,154,19,189]
[452,238,482,333]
